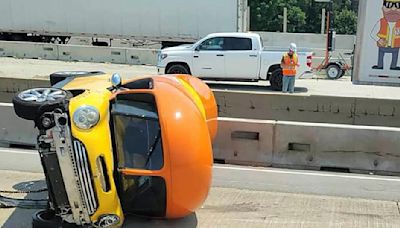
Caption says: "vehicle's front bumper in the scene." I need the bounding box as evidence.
[157,66,166,75]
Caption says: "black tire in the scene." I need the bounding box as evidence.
[50,71,104,86]
[338,68,346,78]
[270,69,283,91]
[32,209,62,228]
[166,64,190,75]
[326,64,342,80]
[13,88,73,121]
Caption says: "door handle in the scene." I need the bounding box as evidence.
[216,54,224,57]
[249,54,258,57]
[194,55,199,58]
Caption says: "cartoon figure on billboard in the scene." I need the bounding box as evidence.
[371,0,400,70]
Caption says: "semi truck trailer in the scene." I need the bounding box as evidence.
[0,0,249,47]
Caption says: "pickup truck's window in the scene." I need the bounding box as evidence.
[198,37,224,51]
[224,37,252,51]
[112,95,163,171]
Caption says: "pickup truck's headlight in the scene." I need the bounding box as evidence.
[73,105,100,130]
[160,53,168,60]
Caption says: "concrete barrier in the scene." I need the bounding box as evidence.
[213,118,275,166]
[0,41,158,65]
[0,103,37,146]
[214,91,400,128]
[0,78,49,94]
[58,45,128,64]
[273,121,400,175]
[126,48,158,65]
[0,41,59,60]
[213,118,400,175]
[2,102,400,175]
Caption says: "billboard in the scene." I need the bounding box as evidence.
[353,0,400,86]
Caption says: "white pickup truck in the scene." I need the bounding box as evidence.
[157,33,313,90]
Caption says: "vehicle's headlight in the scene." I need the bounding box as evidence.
[160,53,168,60]
[73,106,100,130]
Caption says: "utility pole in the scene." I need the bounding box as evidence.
[321,8,326,34]
[283,7,288,33]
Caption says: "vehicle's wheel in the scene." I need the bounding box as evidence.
[326,64,342,80]
[13,88,72,121]
[32,209,62,228]
[166,64,190,75]
[270,69,283,91]
[338,68,346,78]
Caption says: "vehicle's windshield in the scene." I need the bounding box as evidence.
[111,96,163,171]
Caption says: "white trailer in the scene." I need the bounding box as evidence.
[0,0,249,46]
[353,0,400,86]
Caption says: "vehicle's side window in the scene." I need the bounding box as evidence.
[224,37,252,51]
[198,37,225,51]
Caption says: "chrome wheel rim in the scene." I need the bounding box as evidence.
[18,88,67,102]
[328,67,339,78]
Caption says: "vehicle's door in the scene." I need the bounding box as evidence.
[111,92,167,217]
[192,37,225,78]
[224,37,259,79]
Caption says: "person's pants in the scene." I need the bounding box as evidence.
[377,47,399,68]
[282,75,295,93]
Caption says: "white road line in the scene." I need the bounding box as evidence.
[2,147,400,183]
[0,148,36,154]
[214,165,400,182]
[0,102,13,107]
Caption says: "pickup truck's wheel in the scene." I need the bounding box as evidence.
[270,69,283,91]
[32,209,62,228]
[326,64,342,80]
[166,64,190,75]
[13,88,72,121]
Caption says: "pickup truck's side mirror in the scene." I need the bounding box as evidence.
[195,46,200,52]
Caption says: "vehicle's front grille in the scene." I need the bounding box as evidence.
[72,140,98,215]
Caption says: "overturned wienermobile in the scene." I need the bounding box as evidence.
[12,71,217,227]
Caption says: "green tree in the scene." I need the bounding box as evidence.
[248,0,358,34]
[334,8,358,34]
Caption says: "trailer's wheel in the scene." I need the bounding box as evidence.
[166,64,190,75]
[270,69,283,91]
[32,209,62,228]
[326,64,342,80]
[13,88,72,121]
[338,68,346,78]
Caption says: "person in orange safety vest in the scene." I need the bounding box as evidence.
[281,43,299,93]
[371,0,400,70]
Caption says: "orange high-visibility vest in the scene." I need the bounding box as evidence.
[282,53,298,76]
[377,18,400,48]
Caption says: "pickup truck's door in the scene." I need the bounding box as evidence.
[192,37,225,78]
[224,37,259,79]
